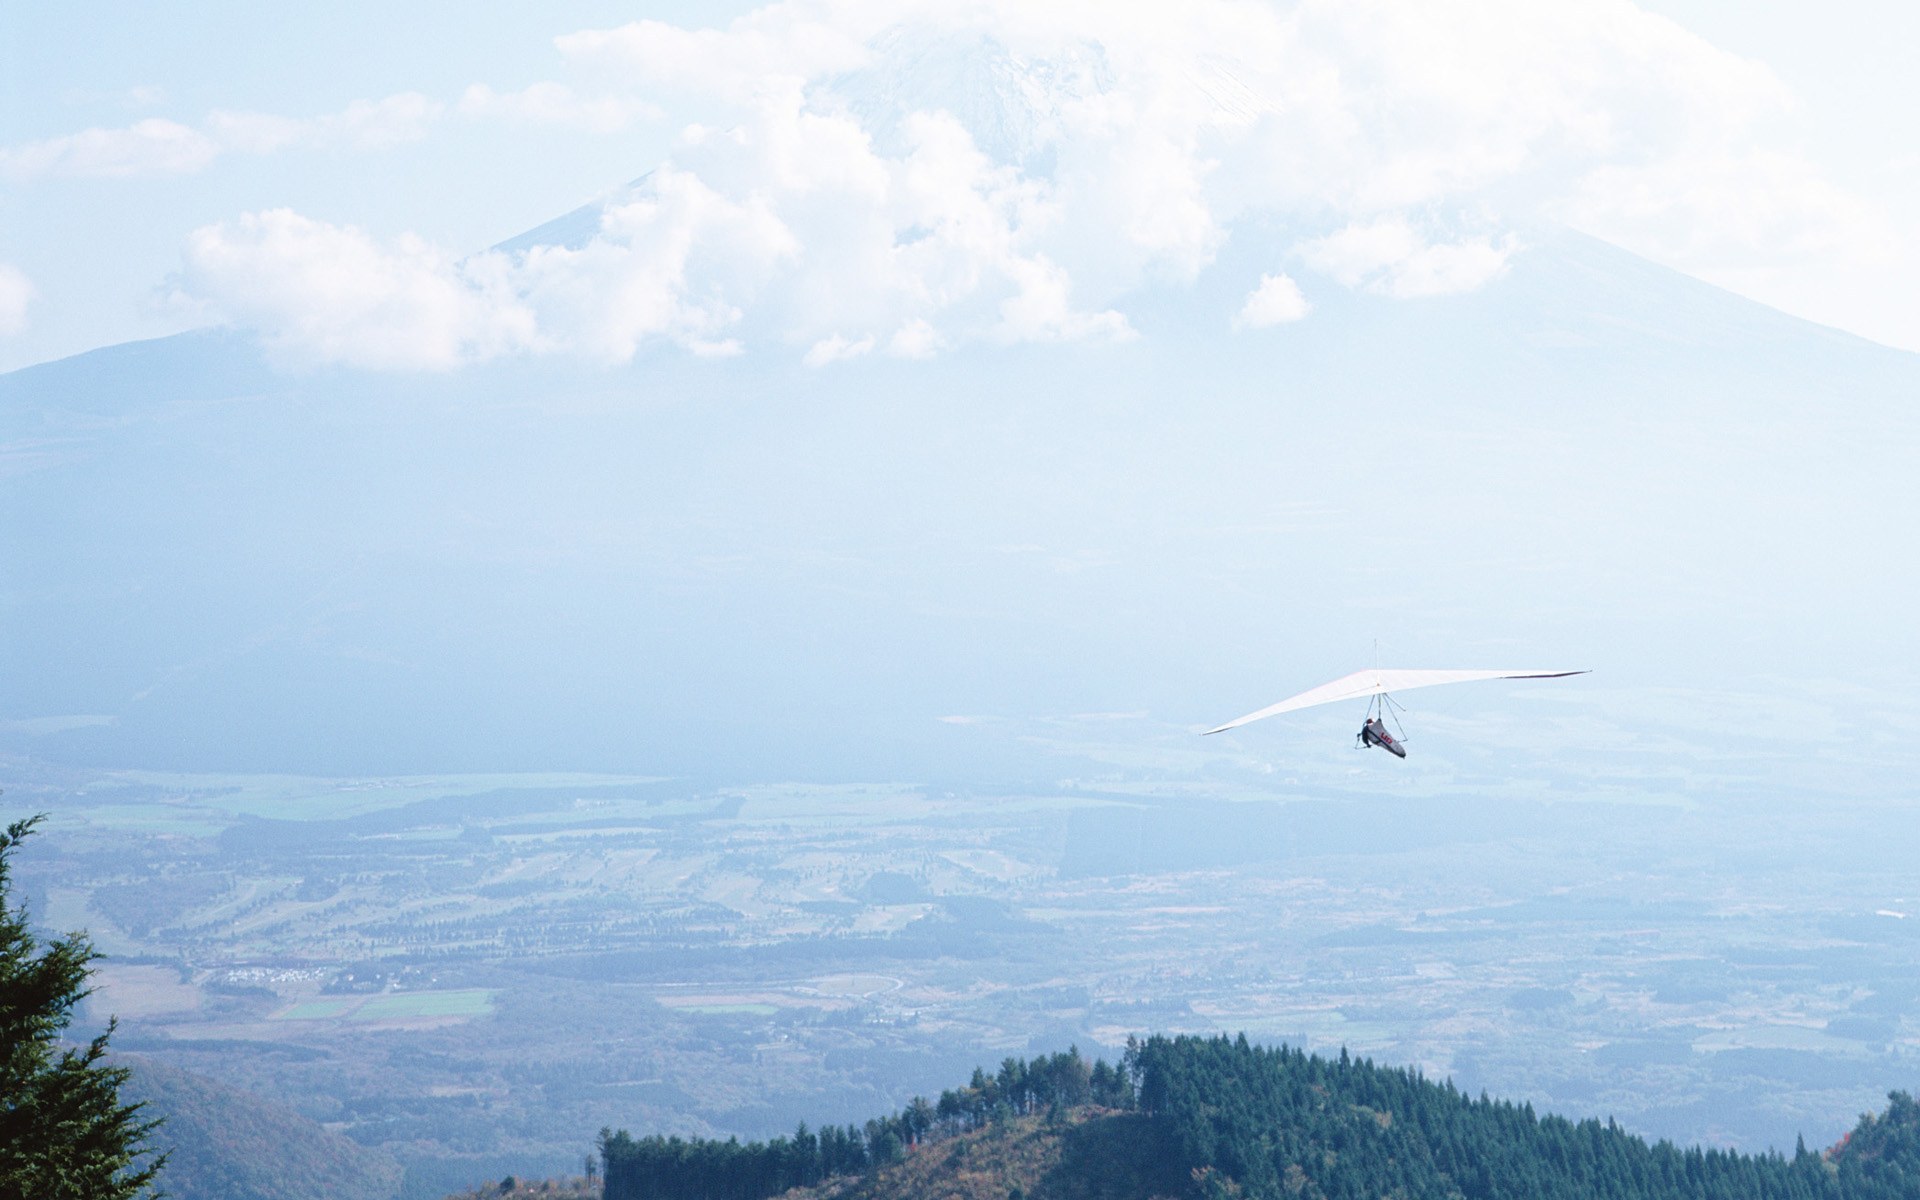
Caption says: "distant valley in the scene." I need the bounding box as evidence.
[11,762,1920,1194]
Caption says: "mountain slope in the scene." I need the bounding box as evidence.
[2,227,1917,790]
[117,1056,402,1200]
[789,1111,1184,1200]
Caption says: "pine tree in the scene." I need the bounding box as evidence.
[0,815,165,1199]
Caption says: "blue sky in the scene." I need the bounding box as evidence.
[2,0,1917,371]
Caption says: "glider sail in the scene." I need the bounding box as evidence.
[1204,668,1587,736]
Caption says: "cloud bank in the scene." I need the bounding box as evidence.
[178,211,534,370]
[168,0,1875,368]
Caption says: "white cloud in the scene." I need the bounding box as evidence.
[0,118,218,179]
[0,264,34,335]
[1384,236,1514,298]
[995,254,1134,343]
[803,333,875,366]
[182,166,810,367]
[555,11,871,102]
[1236,272,1310,328]
[550,0,1886,350]
[3,94,442,180]
[513,164,801,360]
[886,318,944,358]
[1297,218,1514,298]
[207,93,443,153]
[178,210,534,370]
[176,0,1909,362]
[1297,219,1426,289]
[458,83,660,133]
[182,92,1129,365]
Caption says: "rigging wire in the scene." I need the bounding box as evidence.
[1364,691,1411,742]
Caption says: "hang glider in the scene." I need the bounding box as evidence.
[1204,668,1588,747]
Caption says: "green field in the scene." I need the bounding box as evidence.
[678,1003,779,1017]
[273,990,495,1022]
[354,990,496,1020]
[275,998,360,1021]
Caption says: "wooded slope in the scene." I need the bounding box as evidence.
[601,1036,1920,1200]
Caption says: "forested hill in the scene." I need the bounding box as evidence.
[1139,1035,1914,1200]
[596,1036,1920,1200]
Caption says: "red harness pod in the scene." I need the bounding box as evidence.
[1359,718,1407,758]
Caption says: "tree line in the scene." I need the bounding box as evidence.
[601,1034,1920,1200]
[599,1046,1133,1200]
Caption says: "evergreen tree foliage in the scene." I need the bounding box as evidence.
[599,1046,1121,1200]
[1134,1033,1894,1200]
[0,815,165,1199]
[1829,1091,1920,1196]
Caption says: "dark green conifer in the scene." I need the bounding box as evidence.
[0,815,165,1199]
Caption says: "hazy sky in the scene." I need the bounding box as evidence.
[2,0,1917,372]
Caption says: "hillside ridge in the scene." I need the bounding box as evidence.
[594,1037,1920,1200]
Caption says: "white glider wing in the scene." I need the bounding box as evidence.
[1204,668,1587,735]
